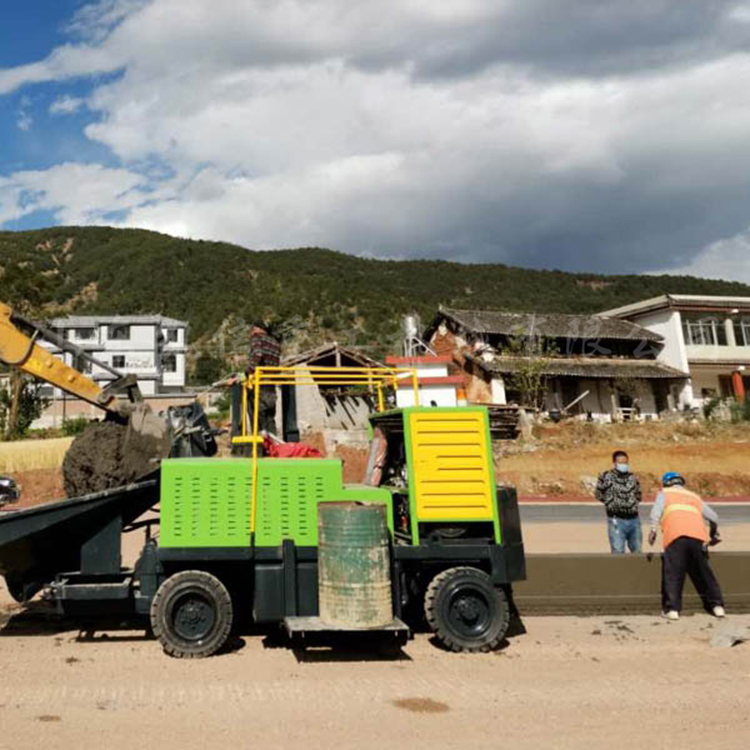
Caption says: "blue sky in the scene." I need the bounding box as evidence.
[0,1,114,188]
[2,1,750,281]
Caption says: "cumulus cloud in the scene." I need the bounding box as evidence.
[0,163,145,225]
[1,0,750,278]
[49,95,85,115]
[660,230,750,283]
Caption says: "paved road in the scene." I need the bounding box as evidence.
[520,503,750,524]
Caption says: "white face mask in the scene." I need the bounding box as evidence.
[615,463,629,474]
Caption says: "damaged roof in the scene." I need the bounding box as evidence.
[282,342,383,368]
[428,307,663,342]
[468,354,688,380]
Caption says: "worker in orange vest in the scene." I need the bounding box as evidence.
[648,472,725,620]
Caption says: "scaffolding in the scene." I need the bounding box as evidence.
[231,365,419,532]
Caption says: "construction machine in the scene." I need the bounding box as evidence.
[0,302,216,495]
[0,364,526,655]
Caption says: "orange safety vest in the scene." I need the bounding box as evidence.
[661,486,708,549]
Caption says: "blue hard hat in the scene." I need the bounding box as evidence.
[662,471,685,486]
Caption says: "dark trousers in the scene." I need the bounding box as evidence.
[230,383,276,456]
[662,536,724,612]
[257,390,277,435]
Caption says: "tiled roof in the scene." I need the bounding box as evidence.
[49,315,187,328]
[470,354,688,380]
[433,307,662,342]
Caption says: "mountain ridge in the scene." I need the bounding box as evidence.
[2,225,748,378]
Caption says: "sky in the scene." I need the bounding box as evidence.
[2,1,750,281]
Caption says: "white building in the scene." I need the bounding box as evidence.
[385,355,462,407]
[599,295,750,408]
[42,314,189,396]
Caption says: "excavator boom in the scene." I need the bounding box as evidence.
[0,301,217,497]
[0,302,114,410]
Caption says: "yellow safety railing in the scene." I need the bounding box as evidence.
[231,365,419,534]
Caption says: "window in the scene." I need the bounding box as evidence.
[73,355,92,374]
[734,318,750,347]
[163,354,177,373]
[165,328,179,343]
[682,316,726,346]
[112,355,126,369]
[108,324,130,341]
[74,327,96,340]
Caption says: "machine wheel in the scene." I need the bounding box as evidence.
[424,567,509,653]
[150,570,233,658]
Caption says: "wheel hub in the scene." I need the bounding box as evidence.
[448,588,491,637]
[173,594,215,641]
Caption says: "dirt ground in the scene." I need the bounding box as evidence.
[498,421,750,498]
[2,520,749,749]
[0,595,748,750]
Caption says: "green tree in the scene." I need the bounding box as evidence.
[0,377,50,439]
[503,334,558,409]
[193,354,226,385]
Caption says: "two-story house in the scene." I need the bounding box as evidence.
[599,294,750,408]
[424,307,689,420]
[43,314,189,396]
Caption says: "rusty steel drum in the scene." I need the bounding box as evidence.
[317,502,393,628]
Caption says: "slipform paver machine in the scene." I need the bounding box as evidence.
[0,358,525,656]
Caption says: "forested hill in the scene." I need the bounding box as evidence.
[1,226,749,377]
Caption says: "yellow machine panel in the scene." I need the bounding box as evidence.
[408,410,494,521]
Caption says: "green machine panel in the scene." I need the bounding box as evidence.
[160,458,253,548]
[160,458,392,549]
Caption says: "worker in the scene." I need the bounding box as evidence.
[595,449,643,554]
[648,472,725,620]
[246,320,281,435]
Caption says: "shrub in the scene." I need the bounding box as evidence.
[62,417,91,437]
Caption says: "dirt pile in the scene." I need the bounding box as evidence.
[62,420,167,497]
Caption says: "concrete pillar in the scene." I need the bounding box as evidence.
[725,319,737,347]
[491,376,506,405]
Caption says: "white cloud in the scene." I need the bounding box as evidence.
[660,231,750,283]
[49,95,85,115]
[2,1,750,273]
[16,112,32,131]
[0,163,145,225]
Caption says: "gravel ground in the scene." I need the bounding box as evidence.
[2,521,749,750]
[0,598,748,750]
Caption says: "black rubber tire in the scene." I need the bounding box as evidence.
[150,570,233,658]
[424,566,510,653]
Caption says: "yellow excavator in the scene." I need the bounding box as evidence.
[0,301,216,496]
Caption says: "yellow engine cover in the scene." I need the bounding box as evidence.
[408,410,494,521]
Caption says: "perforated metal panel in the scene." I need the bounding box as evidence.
[408,409,495,521]
[160,458,392,549]
[160,459,253,547]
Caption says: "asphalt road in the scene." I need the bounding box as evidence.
[520,503,750,524]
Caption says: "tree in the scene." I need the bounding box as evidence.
[193,354,226,385]
[503,334,558,410]
[0,375,49,439]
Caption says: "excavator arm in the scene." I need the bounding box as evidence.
[0,301,137,412]
[0,300,216,498]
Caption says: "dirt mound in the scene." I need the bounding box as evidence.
[62,420,166,497]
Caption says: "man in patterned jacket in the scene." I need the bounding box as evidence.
[246,320,281,435]
[595,450,643,554]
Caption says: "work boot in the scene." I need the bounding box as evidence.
[712,606,726,618]
[662,610,679,621]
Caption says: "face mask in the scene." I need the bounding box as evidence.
[615,463,629,474]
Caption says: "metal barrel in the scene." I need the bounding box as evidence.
[318,502,393,628]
